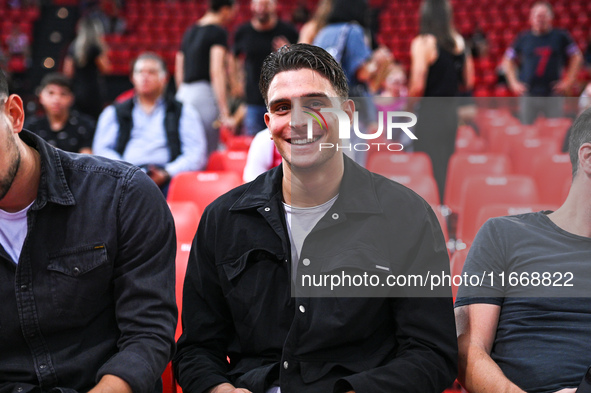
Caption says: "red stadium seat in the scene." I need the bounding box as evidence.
[444,153,512,213]
[366,152,434,178]
[168,201,200,245]
[206,150,249,177]
[226,135,254,151]
[389,174,440,205]
[167,171,242,210]
[532,154,572,205]
[455,125,486,153]
[509,137,559,175]
[162,363,176,393]
[456,175,539,243]
[535,117,572,144]
[475,109,519,141]
[486,124,538,154]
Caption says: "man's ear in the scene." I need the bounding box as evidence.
[578,142,591,176]
[264,112,272,138]
[342,99,355,125]
[5,94,25,133]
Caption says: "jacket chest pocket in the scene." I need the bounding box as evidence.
[219,248,288,328]
[47,244,112,320]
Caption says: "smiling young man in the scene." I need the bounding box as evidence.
[174,44,457,393]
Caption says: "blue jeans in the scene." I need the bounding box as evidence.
[244,105,268,136]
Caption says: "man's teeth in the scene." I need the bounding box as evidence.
[291,135,321,145]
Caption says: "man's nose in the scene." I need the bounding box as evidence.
[290,102,307,129]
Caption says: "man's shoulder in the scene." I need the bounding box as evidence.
[275,20,298,35]
[56,145,141,181]
[204,167,280,215]
[234,22,255,38]
[70,110,96,127]
[550,28,571,38]
[483,211,548,233]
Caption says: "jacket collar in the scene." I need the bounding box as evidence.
[20,130,76,210]
[230,155,382,215]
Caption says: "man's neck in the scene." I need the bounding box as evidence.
[0,142,41,213]
[199,12,224,26]
[532,26,551,36]
[136,94,161,114]
[47,111,69,131]
[251,15,278,32]
[547,178,591,238]
[282,155,344,208]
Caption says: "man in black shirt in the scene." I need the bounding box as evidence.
[233,0,298,136]
[26,73,95,154]
[502,1,582,124]
[174,43,457,393]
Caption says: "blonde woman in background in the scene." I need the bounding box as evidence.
[63,17,112,121]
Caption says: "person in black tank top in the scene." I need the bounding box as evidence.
[408,0,473,202]
[174,0,236,155]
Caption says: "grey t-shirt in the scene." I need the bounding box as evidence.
[455,212,591,393]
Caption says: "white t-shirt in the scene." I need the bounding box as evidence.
[0,201,34,264]
[283,194,338,277]
[243,129,275,182]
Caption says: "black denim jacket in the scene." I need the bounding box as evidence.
[0,131,177,393]
[174,155,457,393]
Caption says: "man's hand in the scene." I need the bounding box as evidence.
[508,80,527,96]
[552,79,573,95]
[208,382,252,393]
[147,166,171,187]
[272,36,290,51]
[87,375,132,393]
[553,389,577,393]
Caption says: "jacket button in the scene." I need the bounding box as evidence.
[39,364,47,369]
[16,388,23,392]
[302,258,310,266]
[73,267,81,276]
[332,213,339,220]
[299,305,306,313]
[283,361,289,369]
[20,284,27,290]
[264,207,271,212]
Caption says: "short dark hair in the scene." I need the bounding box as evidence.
[209,0,234,12]
[0,69,9,99]
[132,52,167,75]
[39,73,73,93]
[259,43,349,106]
[569,107,591,177]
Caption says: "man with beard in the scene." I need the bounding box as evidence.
[233,0,298,136]
[0,69,177,393]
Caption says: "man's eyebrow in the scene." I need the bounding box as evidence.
[268,93,332,109]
